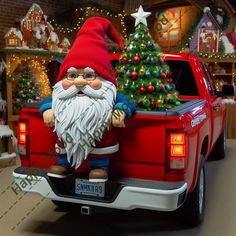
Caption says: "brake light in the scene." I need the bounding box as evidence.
[168,133,187,170]
[19,133,26,144]
[19,123,27,132]
[18,121,28,157]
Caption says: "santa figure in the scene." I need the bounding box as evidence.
[227,25,236,49]
[40,17,135,182]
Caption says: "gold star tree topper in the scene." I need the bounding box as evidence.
[131,5,151,27]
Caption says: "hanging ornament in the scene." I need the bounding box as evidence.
[133,55,140,63]
[121,57,128,63]
[144,99,150,108]
[139,67,145,76]
[130,83,136,92]
[147,41,154,49]
[146,56,151,63]
[128,44,134,51]
[166,93,173,102]
[155,82,160,91]
[140,85,146,94]
[156,96,164,106]
[150,100,156,108]
[124,82,129,89]
[165,84,171,91]
[167,77,173,84]
[147,84,155,93]
[134,33,140,40]
[161,72,167,79]
[159,58,165,64]
[152,69,160,77]
[140,43,146,49]
[144,28,149,34]
[145,70,151,77]
[120,85,124,91]
[151,57,158,65]
[131,71,138,80]
[160,83,165,91]
[125,70,131,77]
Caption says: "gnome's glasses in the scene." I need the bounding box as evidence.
[66,72,97,81]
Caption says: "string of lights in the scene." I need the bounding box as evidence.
[49,6,127,38]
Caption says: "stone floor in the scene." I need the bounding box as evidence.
[0,140,236,236]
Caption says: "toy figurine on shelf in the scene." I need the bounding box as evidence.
[38,15,50,49]
[227,25,236,49]
[40,17,135,182]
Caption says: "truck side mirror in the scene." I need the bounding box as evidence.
[218,85,236,97]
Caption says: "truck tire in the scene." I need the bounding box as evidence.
[180,157,206,226]
[211,126,226,160]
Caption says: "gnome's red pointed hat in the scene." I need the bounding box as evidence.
[57,17,124,86]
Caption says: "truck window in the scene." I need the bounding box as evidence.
[200,62,216,96]
[166,60,199,96]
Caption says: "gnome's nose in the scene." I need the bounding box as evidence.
[74,77,89,87]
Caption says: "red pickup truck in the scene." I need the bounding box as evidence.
[12,52,235,226]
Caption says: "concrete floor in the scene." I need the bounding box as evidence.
[1,140,236,236]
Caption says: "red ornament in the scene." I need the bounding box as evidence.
[150,100,156,108]
[167,78,172,84]
[160,83,165,91]
[140,86,146,94]
[147,85,155,93]
[160,58,164,64]
[161,72,167,79]
[144,28,149,33]
[121,57,128,63]
[133,55,140,63]
[131,71,138,80]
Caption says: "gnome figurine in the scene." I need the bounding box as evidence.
[40,17,135,182]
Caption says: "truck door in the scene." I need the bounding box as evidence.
[200,63,223,145]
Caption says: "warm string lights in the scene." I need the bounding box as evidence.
[196,52,236,59]
[29,60,51,98]
[49,6,127,39]
[6,55,52,98]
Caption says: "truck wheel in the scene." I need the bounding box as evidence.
[211,126,226,160]
[180,159,205,226]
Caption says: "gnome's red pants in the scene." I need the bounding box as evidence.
[56,128,119,169]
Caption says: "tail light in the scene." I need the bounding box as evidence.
[18,120,29,158]
[167,132,187,170]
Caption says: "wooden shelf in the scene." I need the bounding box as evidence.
[212,73,233,76]
[202,58,236,87]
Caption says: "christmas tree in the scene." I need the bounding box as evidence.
[116,6,180,110]
[13,65,40,114]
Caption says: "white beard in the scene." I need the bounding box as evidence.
[52,80,116,168]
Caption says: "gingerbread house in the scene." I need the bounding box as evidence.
[189,8,222,53]
[60,37,71,52]
[47,31,59,51]
[20,3,53,48]
[4,28,23,47]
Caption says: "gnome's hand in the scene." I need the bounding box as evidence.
[43,109,55,127]
[112,109,126,128]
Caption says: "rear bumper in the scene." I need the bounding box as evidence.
[12,167,187,212]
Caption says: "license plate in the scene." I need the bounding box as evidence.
[75,179,105,197]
